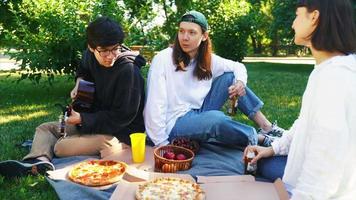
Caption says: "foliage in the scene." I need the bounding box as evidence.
[3,0,125,83]
[5,0,89,82]
[269,0,300,56]
[209,0,251,61]
[0,0,22,47]
[0,0,322,82]
[122,0,155,45]
[245,0,273,55]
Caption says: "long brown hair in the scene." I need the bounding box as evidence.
[172,32,212,80]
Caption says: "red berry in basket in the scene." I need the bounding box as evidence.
[171,137,200,153]
[163,151,175,160]
[176,153,186,160]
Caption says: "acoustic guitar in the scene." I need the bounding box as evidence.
[72,79,95,113]
[59,79,95,134]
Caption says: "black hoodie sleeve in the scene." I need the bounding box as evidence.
[78,62,145,135]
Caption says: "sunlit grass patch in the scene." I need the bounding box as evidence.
[0,110,50,125]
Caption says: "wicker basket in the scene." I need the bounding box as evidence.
[154,145,195,172]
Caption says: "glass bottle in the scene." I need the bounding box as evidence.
[244,150,257,175]
[58,114,65,134]
[227,96,238,116]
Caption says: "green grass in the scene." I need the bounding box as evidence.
[233,62,313,128]
[0,72,73,200]
[0,62,313,199]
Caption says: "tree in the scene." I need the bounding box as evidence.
[245,0,273,55]
[122,0,155,45]
[209,0,251,61]
[0,0,22,47]
[4,0,125,83]
[269,0,299,56]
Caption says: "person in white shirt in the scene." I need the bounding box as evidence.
[144,10,283,148]
[244,0,356,199]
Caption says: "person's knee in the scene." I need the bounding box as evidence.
[53,136,79,157]
[207,111,230,128]
[36,122,55,132]
[53,142,66,157]
[36,122,58,133]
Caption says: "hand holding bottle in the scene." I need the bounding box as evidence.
[243,145,275,164]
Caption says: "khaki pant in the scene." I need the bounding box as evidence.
[23,121,127,161]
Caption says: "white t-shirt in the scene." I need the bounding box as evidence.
[144,47,248,146]
[272,54,356,199]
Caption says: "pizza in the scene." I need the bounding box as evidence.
[136,177,205,200]
[68,160,126,186]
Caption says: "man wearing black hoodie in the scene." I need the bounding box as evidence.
[0,17,146,178]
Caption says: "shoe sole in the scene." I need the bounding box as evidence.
[0,160,55,178]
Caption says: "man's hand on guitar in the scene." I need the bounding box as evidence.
[70,78,83,100]
[66,109,82,125]
[70,87,78,100]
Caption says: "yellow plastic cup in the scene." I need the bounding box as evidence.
[130,133,146,163]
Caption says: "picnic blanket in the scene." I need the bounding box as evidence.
[47,143,245,200]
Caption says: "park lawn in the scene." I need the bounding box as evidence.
[0,62,313,199]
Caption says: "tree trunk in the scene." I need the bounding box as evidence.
[250,35,258,54]
[270,33,279,56]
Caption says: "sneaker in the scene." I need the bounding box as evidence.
[257,121,285,147]
[0,159,55,178]
[259,134,275,147]
[257,121,285,138]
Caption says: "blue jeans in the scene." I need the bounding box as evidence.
[256,156,291,197]
[256,156,287,182]
[170,72,263,147]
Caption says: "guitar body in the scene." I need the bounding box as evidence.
[72,80,95,112]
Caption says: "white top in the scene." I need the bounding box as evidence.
[272,54,356,199]
[144,47,248,146]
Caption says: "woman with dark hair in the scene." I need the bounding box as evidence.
[245,0,356,198]
[144,11,284,148]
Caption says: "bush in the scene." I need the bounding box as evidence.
[4,0,125,83]
[209,1,250,62]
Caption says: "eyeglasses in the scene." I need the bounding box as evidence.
[95,44,122,57]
